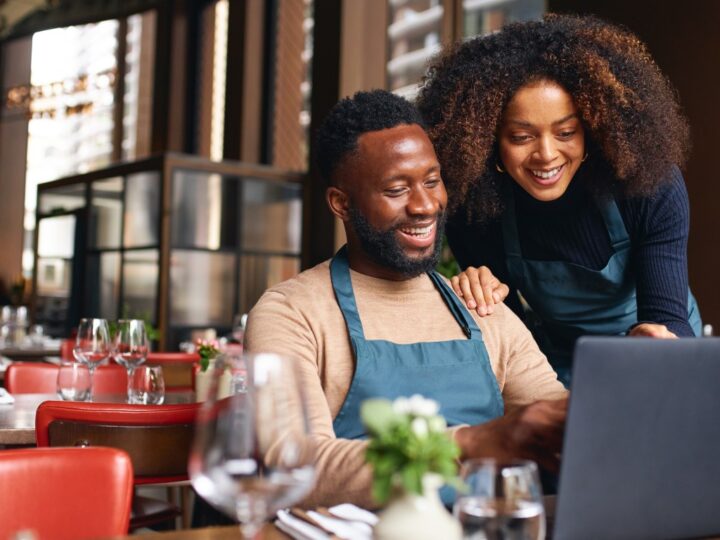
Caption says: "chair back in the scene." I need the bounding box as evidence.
[60,338,74,361]
[0,447,133,540]
[146,352,200,390]
[5,362,128,394]
[36,400,199,484]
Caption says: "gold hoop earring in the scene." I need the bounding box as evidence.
[581,152,589,163]
[495,162,505,173]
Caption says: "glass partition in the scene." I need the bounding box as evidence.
[122,249,159,321]
[37,183,86,215]
[124,171,160,247]
[90,177,123,249]
[34,154,303,348]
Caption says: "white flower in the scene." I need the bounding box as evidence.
[427,416,447,433]
[408,394,439,417]
[392,397,411,415]
[411,417,429,438]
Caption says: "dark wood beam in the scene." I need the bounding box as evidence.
[303,1,343,269]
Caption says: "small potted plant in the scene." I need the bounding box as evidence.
[194,339,232,401]
[361,394,462,540]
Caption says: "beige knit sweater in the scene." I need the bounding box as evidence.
[245,260,566,508]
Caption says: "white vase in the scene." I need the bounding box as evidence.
[195,360,232,402]
[374,473,461,540]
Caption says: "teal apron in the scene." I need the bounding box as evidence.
[330,246,504,503]
[502,190,702,386]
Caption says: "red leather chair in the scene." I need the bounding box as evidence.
[59,338,74,361]
[36,400,200,529]
[5,362,128,394]
[146,352,200,391]
[0,447,133,540]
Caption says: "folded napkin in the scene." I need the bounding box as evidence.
[0,388,15,405]
[0,355,11,373]
[276,504,377,540]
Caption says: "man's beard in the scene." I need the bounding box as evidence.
[348,207,446,278]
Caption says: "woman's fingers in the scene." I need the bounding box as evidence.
[458,270,480,311]
[452,266,510,316]
[629,323,678,339]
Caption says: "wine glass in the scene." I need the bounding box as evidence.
[454,459,545,540]
[189,352,316,538]
[113,319,149,402]
[129,365,165,404]
[56,361,91,401]
[73,318,111,398]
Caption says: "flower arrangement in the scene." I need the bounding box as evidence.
[361,394,461,504]
[196,339,220,372]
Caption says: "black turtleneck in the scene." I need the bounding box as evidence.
[446,166,695,336]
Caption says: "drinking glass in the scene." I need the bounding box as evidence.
[73,318,111,398]
[113,319,149,402]
[129,365,165,404]
[56,362,92,401]
[454,459,545,540]
[189,352,316,539]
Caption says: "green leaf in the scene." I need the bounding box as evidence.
[361,399,396,436]
[372,473,393,504]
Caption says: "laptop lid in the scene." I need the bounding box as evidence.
[554,337,720,540]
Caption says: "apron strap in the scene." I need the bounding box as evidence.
[599,197,631,251]
[428,272,483,341]
[330,246,366,340]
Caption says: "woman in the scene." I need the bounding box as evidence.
[417,14,701,384]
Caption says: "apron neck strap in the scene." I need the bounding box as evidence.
[598,197,630,250]
[330,246,366,340]
[331,245,482,342]
[428,272,482,340]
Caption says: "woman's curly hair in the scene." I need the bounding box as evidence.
[416,13,690,223]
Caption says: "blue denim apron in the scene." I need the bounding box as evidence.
[330,246,504,437]
[330,246,504,504]
[502,190,702,386]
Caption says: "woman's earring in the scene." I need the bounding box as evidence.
[495,162,505,173]
[581,152,589,162]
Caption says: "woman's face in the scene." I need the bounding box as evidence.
[498,79,585,202]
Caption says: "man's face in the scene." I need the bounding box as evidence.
[336,124,447,279]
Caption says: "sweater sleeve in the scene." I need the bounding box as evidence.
[483,303,568,410]
[625,167,695,336]
[245,290,376,509]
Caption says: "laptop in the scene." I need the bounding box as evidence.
[554,337,720,540]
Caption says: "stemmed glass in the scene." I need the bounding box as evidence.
[113,319,149,403]
[189,352,316,538]
[73,318,111,398]
[454,459,546,540]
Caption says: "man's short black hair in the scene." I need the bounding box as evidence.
[315,89,426,185]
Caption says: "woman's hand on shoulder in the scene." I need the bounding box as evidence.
[450,266,510,316]
[629,323,678,339]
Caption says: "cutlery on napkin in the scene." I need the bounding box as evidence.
[0,388,15,405]
[276,504,377,540]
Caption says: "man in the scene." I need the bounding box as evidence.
[245,90,567,508]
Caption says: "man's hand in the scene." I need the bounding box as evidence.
[450,266,510,316]
[628,323,677,339]
[454,398,568,473]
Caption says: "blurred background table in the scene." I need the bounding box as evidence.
[0,345,60,362]
[0,391,195,446]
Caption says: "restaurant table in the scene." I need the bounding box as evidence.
[0,391,195,446]
[0,346,61,362]
[103,524,289,539]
